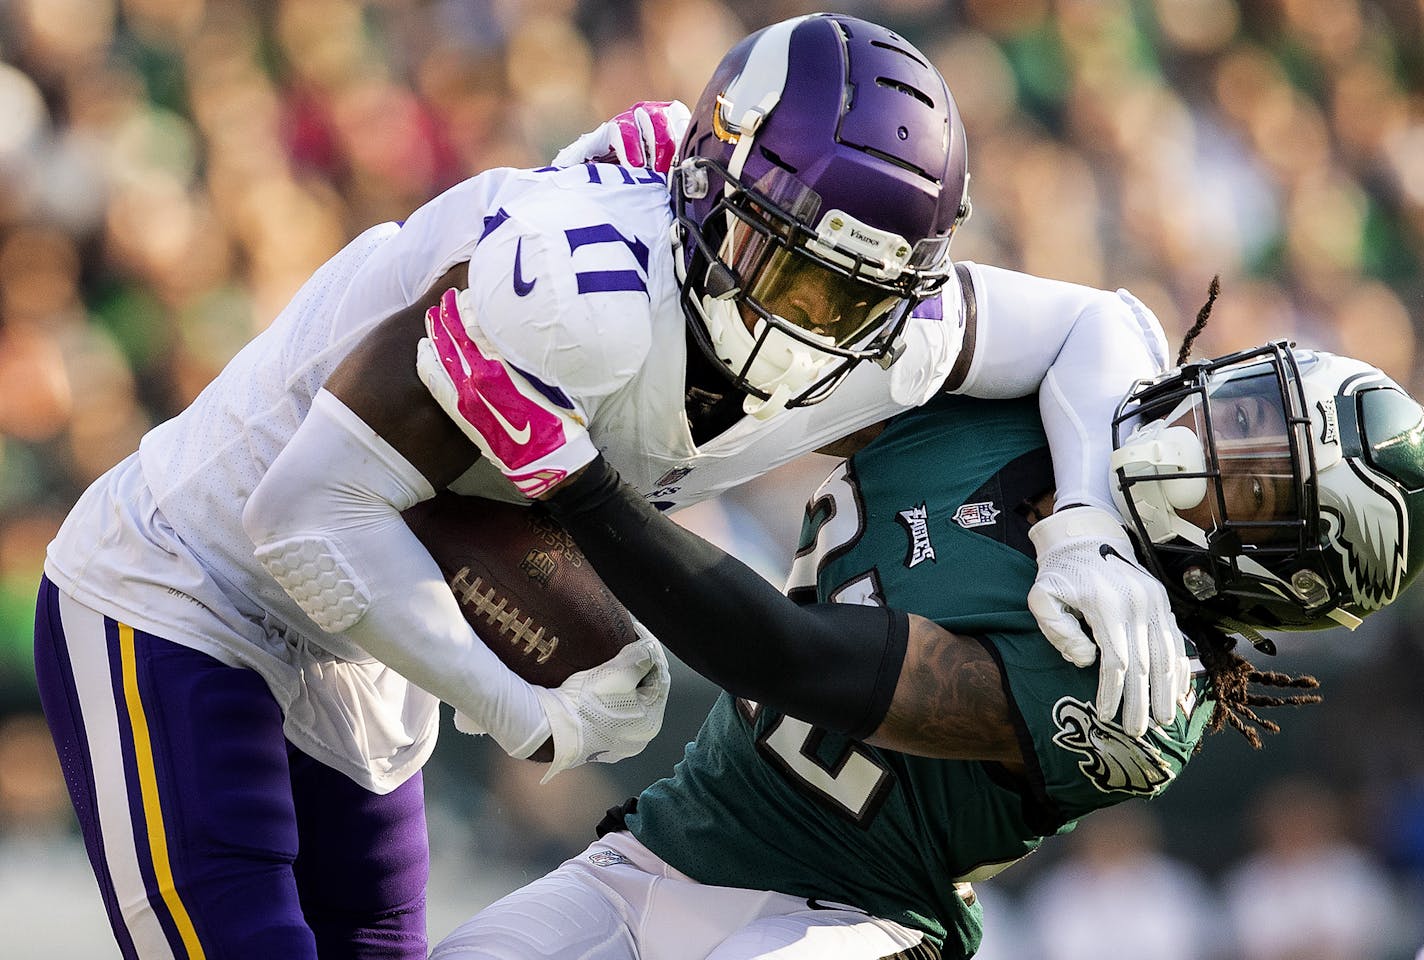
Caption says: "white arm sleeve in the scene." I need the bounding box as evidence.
[952,262,1170,514]
[242,389,551,758]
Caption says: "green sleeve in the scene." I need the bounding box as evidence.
[980,628,1214,828]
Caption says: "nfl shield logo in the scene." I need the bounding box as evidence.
[519,550,556,585]
[656,465,694,487]
[953,501,1001,528]
[588,850,631,867]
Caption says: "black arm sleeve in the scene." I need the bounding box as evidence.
[544,457,908,740]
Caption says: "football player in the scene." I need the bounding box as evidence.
[35,13,1187,959]
[431,338,1424,959]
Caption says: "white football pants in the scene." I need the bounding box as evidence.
[431,831,934,960]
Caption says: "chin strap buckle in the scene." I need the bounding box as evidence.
[875,341,906,370]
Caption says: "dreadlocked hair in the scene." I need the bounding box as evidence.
[1171,274,1321,746]
[1185,620,1322,750]
[1176,274,1221,366]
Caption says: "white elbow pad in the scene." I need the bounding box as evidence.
[244,389,551,757]
[245,389,432,635]
[254,536,371,634]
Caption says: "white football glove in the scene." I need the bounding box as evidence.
[532,627,670,783]
[416,287,597,498]
[1027,505,1192,738]
[552,100,691,173]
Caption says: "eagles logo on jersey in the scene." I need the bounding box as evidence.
[896,503,936,567]
[1110,340,1424,635]
[1050,697,1176,796]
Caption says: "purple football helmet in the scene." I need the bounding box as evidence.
[672,13,971,417]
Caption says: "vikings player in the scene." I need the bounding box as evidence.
[36,13,1185,959]
[433,340,1424,959]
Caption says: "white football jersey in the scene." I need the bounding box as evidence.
[44,163,962,790]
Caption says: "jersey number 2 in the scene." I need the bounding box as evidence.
[743,460,894,827]
[749,707,893,825]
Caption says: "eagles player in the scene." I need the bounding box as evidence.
[35,13,1188,959]
[432,338,1424,959]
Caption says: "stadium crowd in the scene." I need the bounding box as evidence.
[1,0,1423,955]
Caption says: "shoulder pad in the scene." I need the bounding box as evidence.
[464,203,657,402]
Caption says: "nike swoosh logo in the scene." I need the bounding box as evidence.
[1100,543,1135,566]
[512,238,537,297]
[475,389,532,444]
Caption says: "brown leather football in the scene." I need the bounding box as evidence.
[402,492,638,689]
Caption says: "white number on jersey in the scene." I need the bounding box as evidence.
[745,460,894,826]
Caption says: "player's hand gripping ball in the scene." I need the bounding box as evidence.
[403,492,640,688]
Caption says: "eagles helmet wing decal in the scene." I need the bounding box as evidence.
[1320,371,1410,610]
[1319,462,1407,609]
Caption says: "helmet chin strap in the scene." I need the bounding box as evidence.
[739,342,831,419]
[743,383,794,420]
[702,295,835,418]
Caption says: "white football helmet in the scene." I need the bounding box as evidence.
[1111,341,1424,633]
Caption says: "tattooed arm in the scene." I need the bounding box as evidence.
[542,457,1027,772]
[868,616,1026,776]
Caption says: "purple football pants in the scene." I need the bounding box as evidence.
[33,576,430,959]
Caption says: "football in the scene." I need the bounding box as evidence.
[402,492,639,689]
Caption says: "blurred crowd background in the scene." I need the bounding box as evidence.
[2,0,1424,956]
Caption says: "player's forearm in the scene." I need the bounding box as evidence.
[545,457,907,740]
[867,617,1025,768]
[242,389,550,757]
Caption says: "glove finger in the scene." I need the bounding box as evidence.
[664,99,692,132]
[637,646,670,692]
[585,641,657,695]
[1118,617,1150,738]
[415,336,449,395]
[1177,642,1194,710]
[1149,622,1186,726]
[623,634,658,671]
[1088,615,1129,729]
[430,288,475,363]
[550,130,594,168]
[612,114,645,166]
[635,106,677,173]
[415,337,477,446]
[637,625,669,668]
[422,298,459,371]
[1027,583,1098,667]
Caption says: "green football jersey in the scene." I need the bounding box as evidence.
[629,394,1214,956]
